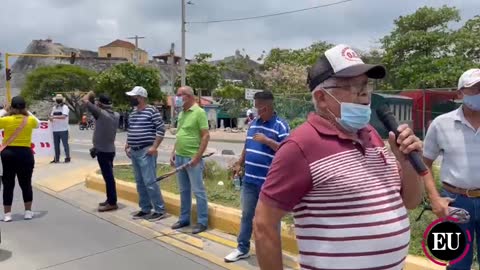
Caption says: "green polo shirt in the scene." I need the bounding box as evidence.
[175,104,209,157]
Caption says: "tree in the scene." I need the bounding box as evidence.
[0,53,3,70]
[94,62,164,106]
[381,5,475,89]
[261,63,308,94]
[185,53,221,96]
[21,64,97,119]
[454,15,480,63]
[213,82,249,119]
[262,41,333,69]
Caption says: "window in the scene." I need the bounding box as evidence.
[403,104,407,121]
[107,53,111,58]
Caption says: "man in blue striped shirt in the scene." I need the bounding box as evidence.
[125,86,166,222]
[225,90,290,263]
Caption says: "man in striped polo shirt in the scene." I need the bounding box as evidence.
[254,44,424,270]
[224,90,289,263]
[423,69,480,269]
[125,86,166,222]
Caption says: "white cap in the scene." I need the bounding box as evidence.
[307,44,386,91]
[458,69,480,90]
[126,86,148,98]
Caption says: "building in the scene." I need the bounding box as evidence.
[370,93,414,139]
[98,39,148,64]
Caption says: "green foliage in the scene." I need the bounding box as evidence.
[261,63,309,94]
[274,94,314,122]
[185,53,221,94]
[289,117,306,130]
[21,64,97,119]
[22,64,96,101]
[262,41,333,69]
[381,5,476,89]
[94,63,164,106]
[213,82,249,119]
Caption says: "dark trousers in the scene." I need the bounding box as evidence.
[1,146,35,206]
[53,131,70,161]
[97,152,117,205]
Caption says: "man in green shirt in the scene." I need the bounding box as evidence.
[170,86,210,234]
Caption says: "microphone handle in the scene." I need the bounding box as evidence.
[390,128,429,176]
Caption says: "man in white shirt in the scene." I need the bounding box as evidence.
[423,68,480,269]
[50,94,71,163]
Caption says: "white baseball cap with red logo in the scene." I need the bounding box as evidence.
[307,44,386,91]
[458,68,480,90]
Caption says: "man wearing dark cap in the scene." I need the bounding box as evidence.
[224,90,289,263]
[81,91,120,212]
[253,44,424,270]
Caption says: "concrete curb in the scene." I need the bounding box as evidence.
[85,171,443,270]
[85,172,298,254]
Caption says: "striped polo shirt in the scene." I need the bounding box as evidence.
[127,105,165,148]
[244,114,289,186]
[260,113,409,270]
[423,106,480,189]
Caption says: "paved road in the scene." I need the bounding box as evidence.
[0,126,246,270]
[69,126,244,167]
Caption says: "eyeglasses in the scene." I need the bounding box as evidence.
[322,80,375,95]
[462,87,480,95]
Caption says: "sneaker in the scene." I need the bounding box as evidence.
[171,221,190,230]
[64,158,71,163]
[146,212,166,222]
[50,160,59,164]
[224,249,250,263]
[132,211,150,220]
[24,210,34,220]
[99,201,108,207]
[192,223,207,234]
[98,204,118,212]
[3,212,12,222]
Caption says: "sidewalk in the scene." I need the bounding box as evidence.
[34,176,299,270]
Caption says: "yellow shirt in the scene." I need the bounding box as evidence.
[0,115,39,147]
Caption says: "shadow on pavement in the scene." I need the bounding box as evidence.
[0,249,13,262]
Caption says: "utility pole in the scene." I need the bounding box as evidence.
[169,43,176,122]
[181,0,186,86]
[127,35,145,64]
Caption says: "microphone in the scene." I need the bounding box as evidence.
[376,104,429,176]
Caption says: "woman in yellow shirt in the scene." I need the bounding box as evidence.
[0,96,39,222]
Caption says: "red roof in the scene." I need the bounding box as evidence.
[100,39,136,50]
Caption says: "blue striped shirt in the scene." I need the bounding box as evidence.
[244,114,290,186]
[127,106,165,147]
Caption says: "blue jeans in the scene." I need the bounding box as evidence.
[442,189,480,270]
[131,147,165,214]
[53,131,70,161]
[97,152,116,205]
[175,155,208,226]
[237,181,262,254]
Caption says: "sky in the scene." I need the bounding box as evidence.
[0,0,479,62]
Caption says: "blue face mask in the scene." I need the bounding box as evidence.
[175,96,184,107]
[463,93,480,111]
[338,102,372,132]
[325,90,371,132]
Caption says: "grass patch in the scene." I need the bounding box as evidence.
[111,162,454,257]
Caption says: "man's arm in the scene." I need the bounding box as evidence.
[254,141,312,270]
[398,160,424,209]
[254,202,286,270]
[191,111,210,165]
[146,108,165,156]
[192,129,210,162]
